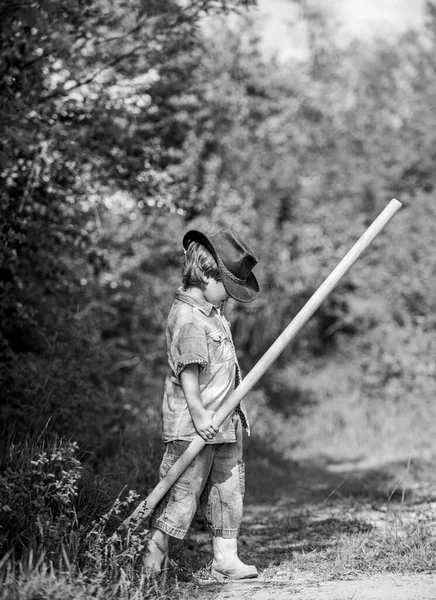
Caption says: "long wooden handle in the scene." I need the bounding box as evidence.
[123,199,402,527]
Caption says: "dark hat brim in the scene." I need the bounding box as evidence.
[183,230,259,303]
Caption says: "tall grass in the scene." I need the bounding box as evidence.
[0,554,172,600]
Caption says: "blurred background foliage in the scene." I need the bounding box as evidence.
[1,0,436,561]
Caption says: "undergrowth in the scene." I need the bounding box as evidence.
[0,432,176,599]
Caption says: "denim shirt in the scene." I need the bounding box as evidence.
[162,287,250,444]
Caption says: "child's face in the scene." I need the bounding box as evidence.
[203,278,229,306]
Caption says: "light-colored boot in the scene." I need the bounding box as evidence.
[143,527,169,575]
[211,536,258,580]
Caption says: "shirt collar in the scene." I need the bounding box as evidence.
[176,287,216,316]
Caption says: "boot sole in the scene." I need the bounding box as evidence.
[210,567,258,580]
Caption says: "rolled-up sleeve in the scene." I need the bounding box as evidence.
[172,322,208,379]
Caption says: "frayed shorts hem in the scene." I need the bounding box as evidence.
[150,518,240,540]
[209,527,239,539]
[150,517,188,540]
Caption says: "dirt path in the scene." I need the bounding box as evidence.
[175,452,436,600]
[205,573,436,600]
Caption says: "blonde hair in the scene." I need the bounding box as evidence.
[182,242,221,290]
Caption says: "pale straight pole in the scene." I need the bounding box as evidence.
[122,198,402,529]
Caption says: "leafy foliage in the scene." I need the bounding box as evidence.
[0,436,82,558]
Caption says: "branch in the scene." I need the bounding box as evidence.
[39,43,150,104]
[94,14,153,46]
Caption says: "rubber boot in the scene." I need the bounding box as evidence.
[211,536,258,580]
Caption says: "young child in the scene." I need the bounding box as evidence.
[144,228,260,579]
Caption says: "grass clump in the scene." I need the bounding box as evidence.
[282,504,436,582]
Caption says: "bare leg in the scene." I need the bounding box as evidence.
[143,527,169,573]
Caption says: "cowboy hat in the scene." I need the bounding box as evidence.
[182,228,260,303]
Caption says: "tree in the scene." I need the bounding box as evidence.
[0,0,257,444]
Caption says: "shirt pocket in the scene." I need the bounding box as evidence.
[208,329,234,363]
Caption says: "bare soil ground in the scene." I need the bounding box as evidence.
[170,450,436,600]
[199,573,436,600]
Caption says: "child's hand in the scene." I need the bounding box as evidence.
[193,409,218,441]
[180,365,219,441]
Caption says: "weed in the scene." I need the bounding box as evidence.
[0,435,82,559]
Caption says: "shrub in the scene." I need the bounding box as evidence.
[0,432,157,591]
[0,435,82,559]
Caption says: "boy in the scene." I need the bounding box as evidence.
[144,228,260,580]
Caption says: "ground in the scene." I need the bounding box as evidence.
[197,573,436,600]
[166,449,436,599]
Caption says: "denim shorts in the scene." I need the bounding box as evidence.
[150,420,245,539]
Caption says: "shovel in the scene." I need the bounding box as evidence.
[121,198,402,531]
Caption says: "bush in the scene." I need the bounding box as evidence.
[0,435,82,559]
[0,432,155,588]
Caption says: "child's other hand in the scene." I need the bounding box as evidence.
[193,410,218,441]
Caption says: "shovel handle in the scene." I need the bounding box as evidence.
[123,198,402,527]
